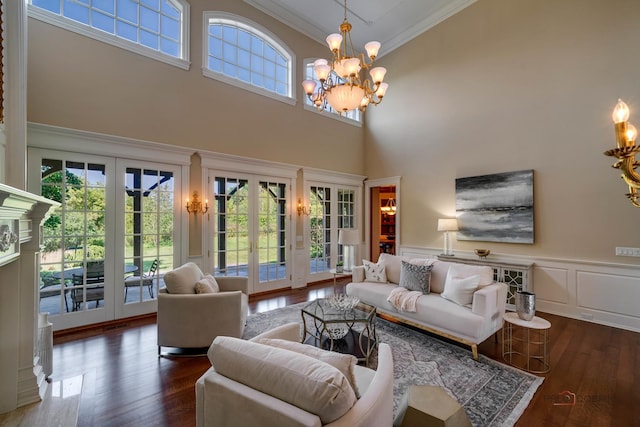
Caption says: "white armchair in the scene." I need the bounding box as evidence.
[157,262,249,355]
[195,323,395,427]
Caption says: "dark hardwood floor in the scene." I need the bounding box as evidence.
[49,279,639,427]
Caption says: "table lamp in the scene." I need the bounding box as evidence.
[437,218,458,256]
[338,229,359,272]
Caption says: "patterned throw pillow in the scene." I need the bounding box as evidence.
[362,259,387,283]
[399,261,433,293]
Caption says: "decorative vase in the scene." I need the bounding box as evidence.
[515,291,536,321]
[336,265,344,273]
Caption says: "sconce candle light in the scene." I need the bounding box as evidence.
[297,198,310,216]
[186,191,208,215]
[605,99,640,207]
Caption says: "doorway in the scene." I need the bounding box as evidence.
[364,177,401,262]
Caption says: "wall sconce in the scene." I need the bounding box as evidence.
[605,99,640,207]
[186,191,208,215]
[297,198,310,216]
[437,218,458,256]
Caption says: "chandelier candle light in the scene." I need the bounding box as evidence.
[606,99,640,207]
[302,0,389,114]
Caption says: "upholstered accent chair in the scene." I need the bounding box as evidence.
[157,262,249,356]
[195,323,395,427]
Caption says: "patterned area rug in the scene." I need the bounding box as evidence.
[242,303,543,427]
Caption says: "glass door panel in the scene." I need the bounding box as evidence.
[310,186,331,274]
[123,168,175,305]
[257,180,288,285]
[39,158,110,324]
[213,176,251,277]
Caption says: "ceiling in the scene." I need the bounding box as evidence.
[243,0,477,57]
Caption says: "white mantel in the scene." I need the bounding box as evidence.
[0,183,58,413]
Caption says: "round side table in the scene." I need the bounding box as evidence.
[502,312,551,374]
[329,268,351,294]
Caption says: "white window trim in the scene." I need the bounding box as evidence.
[202,11,296,107]
[302,58,362,127]
[27,1,191,71]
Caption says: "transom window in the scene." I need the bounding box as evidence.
[28,0,190,69]
[203,12,295,105]
[303,59,361,124]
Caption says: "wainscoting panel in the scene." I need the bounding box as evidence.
[533,266,569,304]
[577,271,640,318]
[400,246,640,333]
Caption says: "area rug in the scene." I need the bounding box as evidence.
[242,303,543,427]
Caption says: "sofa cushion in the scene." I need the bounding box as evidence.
[255,338,360,398]
[210,336,356,424]
[363,259,387,283]
[195,274,220,294]
[378,253,408,284]
[441,273,481,306]
[163,262,204,294]
[399,261,433,293]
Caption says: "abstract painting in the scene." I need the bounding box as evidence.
[455,170,534,244]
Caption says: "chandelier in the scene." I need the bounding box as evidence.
[605,99,640,207]
[301,0,389,114]
[380,198,396,215]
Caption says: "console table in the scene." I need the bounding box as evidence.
[438,254,533,310]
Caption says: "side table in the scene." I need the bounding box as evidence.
[329,268,351,293]
[502,312,551,374]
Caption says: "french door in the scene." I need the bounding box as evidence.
[30,148,182,329]
[209,173,291,294]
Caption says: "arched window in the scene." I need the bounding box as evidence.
[203,12,295,105]
[28,0,190,69]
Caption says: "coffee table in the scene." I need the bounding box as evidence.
[301,299,377,367]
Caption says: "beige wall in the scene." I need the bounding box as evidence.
[27,0,364,174]
[365,0,640,264]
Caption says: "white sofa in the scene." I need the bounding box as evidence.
[346,253,507,360]
[196,323,394,427]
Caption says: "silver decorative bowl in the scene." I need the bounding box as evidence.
[326,294,360,311]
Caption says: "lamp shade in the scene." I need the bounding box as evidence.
[437,218,458,232]
[338,229,359,245]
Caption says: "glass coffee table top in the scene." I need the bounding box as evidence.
[301,298,377,366]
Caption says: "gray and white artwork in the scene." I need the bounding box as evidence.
[455,170,534,244]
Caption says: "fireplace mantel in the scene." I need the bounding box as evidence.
[0,183,58,268]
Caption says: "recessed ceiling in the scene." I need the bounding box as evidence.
[244,0,477,57]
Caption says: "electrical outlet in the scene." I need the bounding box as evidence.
[615,247,640,257]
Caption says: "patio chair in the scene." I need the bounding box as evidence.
[71,273,104,311]
[124,259,159,301]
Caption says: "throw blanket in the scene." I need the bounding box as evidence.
[387,287,423,312]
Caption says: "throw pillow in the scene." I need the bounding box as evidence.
[447,263,494,287]
[255,338,360,398]
[362,259,387,283]
[399,261,433,293]
[163,262,204,294]
[195,274,219,294]
[441,273,481,306]
[210,336,357,424]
